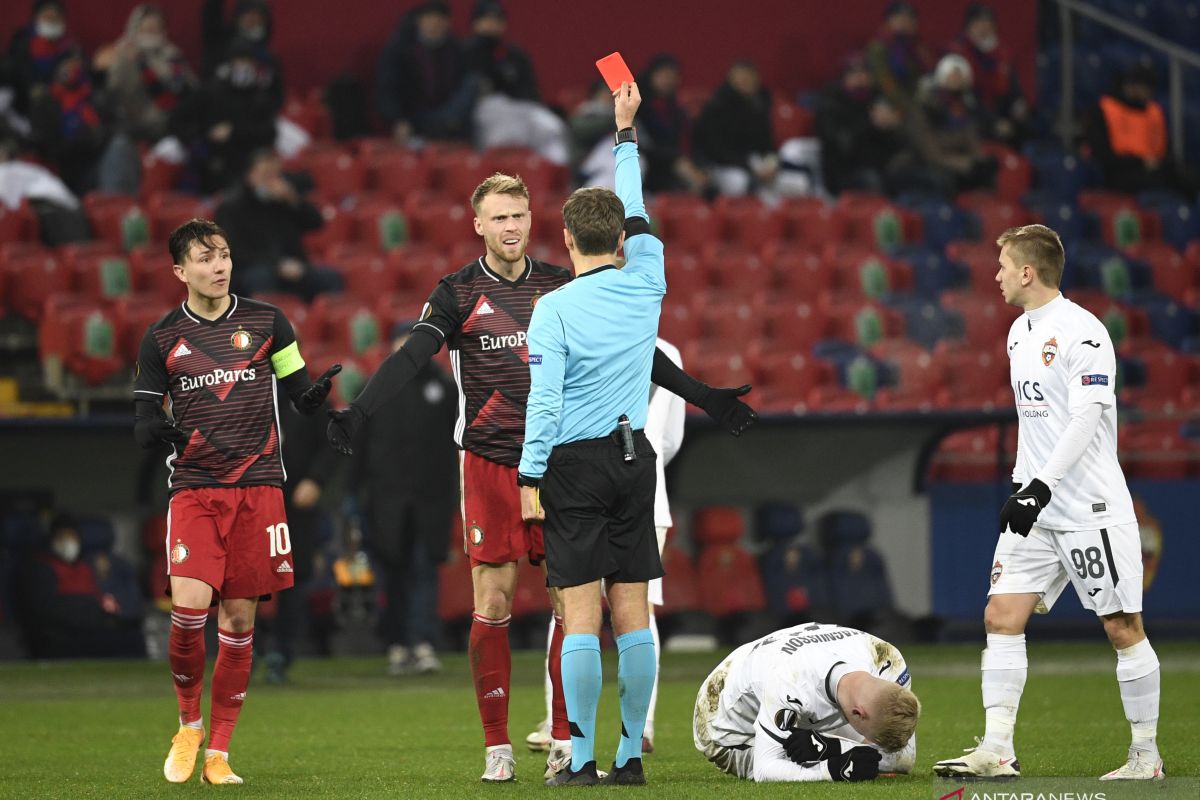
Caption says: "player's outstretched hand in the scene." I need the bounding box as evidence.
[827,745,881,782]
[783,729,840,764]
[326,404,365,456]
[298,363,342,415]
[614,81,641,130]
[701,384,758,437]
[998,479,1051,537]
[134,414,190,449]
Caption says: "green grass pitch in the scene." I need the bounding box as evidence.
[1,641,1197,799]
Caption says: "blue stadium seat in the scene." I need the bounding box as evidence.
[893,299,958,349]
[1137,294,1197,348]
[816,511,895,620]
[894,245,966,297]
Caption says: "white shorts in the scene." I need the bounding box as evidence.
[647,526,668,607]
[693,650,755,780]
[988,522,1143,616]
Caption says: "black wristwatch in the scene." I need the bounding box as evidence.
[615,126,637,146]
[516,473,541,488]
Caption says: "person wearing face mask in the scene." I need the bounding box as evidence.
[905,53,997,198]
[94,5,197,194]
[948,3,1029,147]
[864,1,934,115]
[200,0,280,81]
[215,147,343,300]
[636,54,708,196]
[13,514,147,659]
[6,0,78,116]
[28,48,106,194]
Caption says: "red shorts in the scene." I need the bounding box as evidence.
[461,451,544,568]
[166,485,294,599]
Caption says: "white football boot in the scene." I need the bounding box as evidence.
[1100,749,1164,781]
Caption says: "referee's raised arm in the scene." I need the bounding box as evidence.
[612,82,665,294]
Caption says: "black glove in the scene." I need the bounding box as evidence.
[326,404,365,456]
[783,729,840,764]
[999,478,1052,537]
[827,745,881,782]
[133,415,190,449]
[699,384,758,437]
[297,364,342,415]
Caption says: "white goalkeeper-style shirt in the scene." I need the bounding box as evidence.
[706,623,912,781]
[1007,294,1136,531]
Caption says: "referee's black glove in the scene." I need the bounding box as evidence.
[783,729,840,764]
[134,415,189,449]
[326,404,365,456]
[699,384,758,437]
[999,479,1051,537]
[297,364,342,415]
[827,746,881,782]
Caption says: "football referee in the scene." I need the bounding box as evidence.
[518,81,663,787]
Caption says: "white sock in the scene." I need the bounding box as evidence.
[1116,639,1160,754]
[181,717,203,729]
[204,748,227,759]
[645,610,660,737]
[980,633,1027,754]
[543,615,555,724]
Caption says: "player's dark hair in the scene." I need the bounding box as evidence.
[997,224,1065,288]
[561,187,624,256]
[169,218,229,266]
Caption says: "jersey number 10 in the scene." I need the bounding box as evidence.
[266,523,292,557]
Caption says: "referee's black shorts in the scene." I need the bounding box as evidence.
[542,429,664,589]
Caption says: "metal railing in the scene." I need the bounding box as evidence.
[1053,0,1200,162]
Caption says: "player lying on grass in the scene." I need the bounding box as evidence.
[694,622,920,783]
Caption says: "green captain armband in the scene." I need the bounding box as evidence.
[271,341,306,379]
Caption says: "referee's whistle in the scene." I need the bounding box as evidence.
[618,414,637,462]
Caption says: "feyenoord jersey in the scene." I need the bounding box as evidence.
[134,295,305,492]
[1007,294,1136,530]
[711,623,911,750]
[414,256,571,467]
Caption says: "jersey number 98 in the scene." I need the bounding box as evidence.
[266,523,292,557]
[1070,547,1105,579]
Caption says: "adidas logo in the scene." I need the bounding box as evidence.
[477,301,494,315]
[172,673,192,683]
[482,687,506,699]
[231,692,246,702]
[276,562,293,573]
[174,343,192,357]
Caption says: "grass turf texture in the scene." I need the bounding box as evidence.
[0,641,1196,799]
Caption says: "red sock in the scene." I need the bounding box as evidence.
[208,628,253,753]
[470,613,511,747]
[548,614,569,741]
[169,606,208,725]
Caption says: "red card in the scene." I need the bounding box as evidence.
[595,52,635,92]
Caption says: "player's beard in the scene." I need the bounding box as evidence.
[488,235,527,266]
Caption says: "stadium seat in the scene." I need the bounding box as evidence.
[696,543,767,617]
[347,200,409,253]
[945,240,1001,294]
[928,425,1006,482]
[385,244,452,292]
[817,511,895,620]
[659,540,702,615]
[146,192,210,240]
[1137,294,1195,349]
[40,298,125,386]
[0,199,39,243]
[70,251,133,300]
[683,345,757,388]
[302,147,368,201]
[83,193,150,250]
[654,195,720,250]
[872,339,944,410]
[3,250,70,321]
[755,350,832,405]
[408,199,471,248]
[436,151,489,202]
[1125,241,1197,302]
[1121,424,1196,479]
[332,253,397,302]
[112,293,168,361]
[715,196,785,249]
[940,291,1017,350]
[981,142,1032,202]
[762,247,834,297]
[1078,189,1159,248]
[771,98,814,144]
[484,146,563,193]
[934,339,1008,410]
[895,245,965,296]
[375,289,430,332]
[301,202,354,259]
[311,295,383,356]
[765,301,828,346]
[281,88,331,141]
[366,149,434,200]
[701,302,762,341]
[140,152,182,196]
[804,384,871,412]
[699,243,767,288]
[659,301,702,347]
[956,191,1033,241]
[779,196,835,242]
[128,243,180,301]
[833,193,908,249]
[692,506,744,546]
[1120,349,1189,410]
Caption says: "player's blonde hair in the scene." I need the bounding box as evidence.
[997,224,1065,289]
[470,172,530,212]
[871,682,921,753]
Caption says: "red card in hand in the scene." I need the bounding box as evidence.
[595,52,635,92]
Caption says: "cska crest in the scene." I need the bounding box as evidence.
[1041,336,1058,366]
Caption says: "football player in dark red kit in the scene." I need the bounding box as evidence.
[135,219,339,786]
[327,174,757,782]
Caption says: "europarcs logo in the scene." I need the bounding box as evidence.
[179,367,256,392]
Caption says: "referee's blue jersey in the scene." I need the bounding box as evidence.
[518,141,666,480]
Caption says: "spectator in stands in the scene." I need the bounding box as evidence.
[172,38,283,193]
[568,80,618,187]
[28,48,106,193]
[466,1,569,165]
[215,147,342,300]
[353,321,458,676]
[693,60,778,196]
[865,0,933,114]
[638,53,708,195]
[93,4,197,194]
[377,0,475,146]
[200,0,280,81]
[6,0,79,116]
[0,130,89,243]
[948,3,1030,147]
[816,54,910,196]
[13,514,145,659]
[1088,64,1196,197]
[906,53,997,197]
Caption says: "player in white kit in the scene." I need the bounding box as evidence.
[933,224,1164,781]
[693,623,920,783]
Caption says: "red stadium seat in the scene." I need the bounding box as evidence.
[940,290,1019,349]
[683,345,758,387]
[692,506,744,545]
[140,152,182,196]
[779,196,835,243]
[0,200,39,243]
[112,293,171,360]
[1121,424,1196,479]
[436,151,489,203]
[956,191,1033,242]
[653,194,720,250]
[366,149,434,200]
[659,540,702,614]
[872,339,945,410]
[928,425,1006,482]
[945,241,1001,294]
[83,192,150,250]
[934,339,1009,410]
[701,302,763,342]
[805,385,871,412]
[1079,189,1160,247]
[765,301,828,346]
[408,199,471,248]
[755,350,832,402]
[1124,241,1197,302]
[300,202,354,260]
[714,196,785,249]
[484,146,563,193]
[303,146,368,201]
[332,253,398,302]
[762,247,833,297]
[771,98,813,144]
[658,302,702,346]
[663,251,708,300]
[699,243,768,288]
[70,251,134,299]
[311,295,383,356]
[385,244,453,292]
[438,558,476,624]
[375,289,431,332]
[981,142,1031,202]
[3,250,71,321]
[128,242,181,301]
[40,296,125,385]
[697,543,767,617]
[281,89,331,141]
[833,193,908,248]
[347,200,410,253]
[146,192,210,240]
